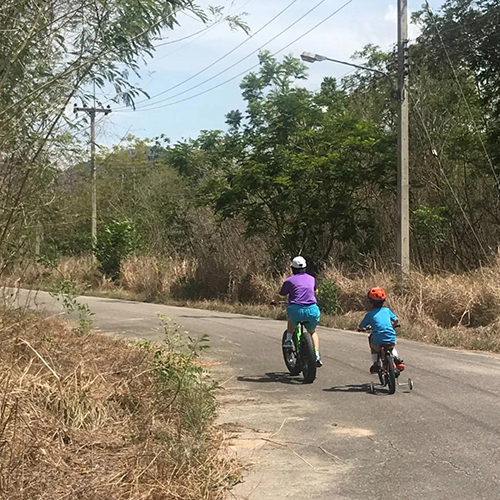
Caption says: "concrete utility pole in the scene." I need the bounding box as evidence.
[73,104,111,256]
[397,0,410,279]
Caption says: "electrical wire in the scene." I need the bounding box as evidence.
[424,1,500,193]
[115,0,302,110]
[89,0,253,107]
[123,0,355,113]
[153,0,253,50]
[0,2,187,121]
[411,94,489,258]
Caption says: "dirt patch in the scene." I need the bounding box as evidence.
[332,427,375,438]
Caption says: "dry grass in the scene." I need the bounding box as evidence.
[4,254,500,353]
[0,307,238,499]
[0,256,111,291]
[324,260,500,328]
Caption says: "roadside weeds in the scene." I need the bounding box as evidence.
[0,307,240,499]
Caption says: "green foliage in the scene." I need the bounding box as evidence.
[138,316,216,436]
[413,205,449,245]
[36,244,60,270]
[94,220,139,280]
[203,52,394,264]
[317,280,339,316]
[50,280,94,334]
[0,0,248,270]
[25,0,500,275]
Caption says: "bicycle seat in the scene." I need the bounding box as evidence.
[380,343,395,350]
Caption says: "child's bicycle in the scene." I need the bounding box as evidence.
[282,321,317,384]
[370,344,414,395]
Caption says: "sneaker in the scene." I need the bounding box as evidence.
[370,363,379,374]
[283,339,293,348]
[394,357,405,372]
[316,355,323,368]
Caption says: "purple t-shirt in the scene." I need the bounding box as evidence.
[279,274,317,305]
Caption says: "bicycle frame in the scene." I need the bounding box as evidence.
[294,323,303,350]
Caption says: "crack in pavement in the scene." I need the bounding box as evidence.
[430,450,473,477]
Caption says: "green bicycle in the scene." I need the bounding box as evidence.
[282,322,317,384]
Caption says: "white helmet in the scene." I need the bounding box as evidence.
[291,256,307,269]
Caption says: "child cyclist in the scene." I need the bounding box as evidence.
[358,287,405,374]
[278,256,323,367]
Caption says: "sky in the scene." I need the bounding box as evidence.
[93,0,445,147]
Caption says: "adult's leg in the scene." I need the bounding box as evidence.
[309,329,319,352]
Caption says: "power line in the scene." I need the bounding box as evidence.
[424,1,500,193]
[94,0,254,108]
[94,0,251,108]
[124,0,355,113]
[0,2,189,122]
[154,0,253,50]
[115,0,301,111]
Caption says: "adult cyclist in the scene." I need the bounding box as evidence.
[278,256,322,367]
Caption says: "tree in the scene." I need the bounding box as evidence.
[208,52,394,265]
[0,0,247,269]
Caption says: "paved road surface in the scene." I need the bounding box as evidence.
[7,289,500,499]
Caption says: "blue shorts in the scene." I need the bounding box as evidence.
[287,303,321,331]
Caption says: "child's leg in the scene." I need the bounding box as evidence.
[369,335,380,364]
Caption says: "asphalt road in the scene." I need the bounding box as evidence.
[7,289,500,500]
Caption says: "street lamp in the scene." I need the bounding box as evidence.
[300,52,398,98]
[300,49,409,280]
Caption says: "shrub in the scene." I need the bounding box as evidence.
[94,220,139,280]
[317,279,339,315]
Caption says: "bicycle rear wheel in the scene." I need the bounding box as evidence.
[282,331,301,376]
[386,352,396,394]
[300,328,317,384]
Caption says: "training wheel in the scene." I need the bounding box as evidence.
[408,378,414,391]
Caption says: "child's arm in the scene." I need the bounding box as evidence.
[358,313,371,332]
[390,310,400,328]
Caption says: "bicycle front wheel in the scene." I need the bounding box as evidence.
[282,331,301,376]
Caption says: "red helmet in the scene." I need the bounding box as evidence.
[368,287,387,301]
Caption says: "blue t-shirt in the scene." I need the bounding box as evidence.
[360,307,398,345]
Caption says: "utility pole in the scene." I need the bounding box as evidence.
[397,0,410,280]
[73,104,111,258]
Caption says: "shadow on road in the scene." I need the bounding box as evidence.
[324,384,408,396]
[238,372,303,385]
[324,384,373,394]
[179,315,273,321]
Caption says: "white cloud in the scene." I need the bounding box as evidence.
[384,4,397,23]
[383,3,421,41]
